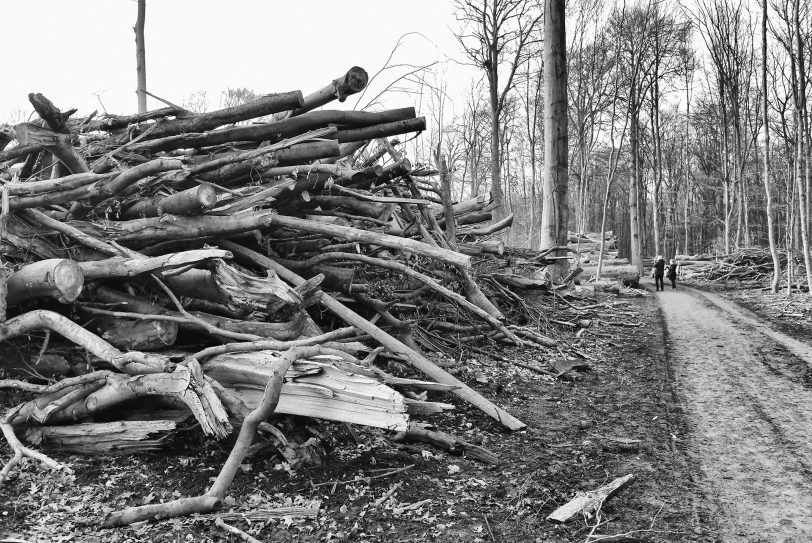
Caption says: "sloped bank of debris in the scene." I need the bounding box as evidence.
[0,284,713,542]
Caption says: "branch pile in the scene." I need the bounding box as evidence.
[677,249,800,287]
[0,67,565,525]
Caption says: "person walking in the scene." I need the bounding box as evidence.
[666,258,679,289]
[652,255,665,291]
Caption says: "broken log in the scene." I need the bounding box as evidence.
[77,249,229,280]
[221,241,526,431]
[546,474,634,523]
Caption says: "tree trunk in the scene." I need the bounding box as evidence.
[540,0,569,280]
[489,90,505,221]
[796,0,812,294]
[135,0,147,114]
[763,0,781,293]
[629,99,643,275]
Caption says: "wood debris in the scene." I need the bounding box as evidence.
[0,66,588,524]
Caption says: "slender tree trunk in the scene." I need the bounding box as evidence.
[540,0,569,279]
[629,99,643,275]
[651,95,662,258]
[488,65,505,221]
[135,0,147,114]
[796,0,812,293]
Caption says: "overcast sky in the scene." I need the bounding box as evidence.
[1,0,476,123]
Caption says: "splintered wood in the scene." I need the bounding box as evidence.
[547,474,635,523]
[0,64,572,524]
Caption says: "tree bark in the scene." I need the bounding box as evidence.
[540,0,570,280]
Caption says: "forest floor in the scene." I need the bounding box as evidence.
[3,279,812,542]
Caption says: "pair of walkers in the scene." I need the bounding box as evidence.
[651,255,678,291]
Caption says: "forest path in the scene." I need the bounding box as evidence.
[659,286,812,542]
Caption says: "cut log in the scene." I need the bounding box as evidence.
[546,474,634,523]
[120,183,218,219]
[6,259,84,306]
[276,66,369,119]
[456,214,514,236]
[221,241,526,431]
[458,240,505,256]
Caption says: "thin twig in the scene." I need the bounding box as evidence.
[312,464,415,487]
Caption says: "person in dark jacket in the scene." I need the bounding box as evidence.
[666,258,679,289]
[652,255,665,291]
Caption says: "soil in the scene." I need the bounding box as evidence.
[4,281,812,542]
[657,285,812,541]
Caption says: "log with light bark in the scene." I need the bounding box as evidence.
[458,240,505,256]
[6,259,84,306]
[456,214,514,236]
[4,171,116,197]
[77,249,229,280]
[220,241,526,431]
[0,310,173,375]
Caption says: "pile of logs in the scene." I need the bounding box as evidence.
[0,67,558,525]
[677,249,800,287]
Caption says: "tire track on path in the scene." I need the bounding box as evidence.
[659,287,812,541]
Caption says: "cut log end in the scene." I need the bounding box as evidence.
[6,259,84,306]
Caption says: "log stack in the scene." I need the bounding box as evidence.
[0,66,560,523]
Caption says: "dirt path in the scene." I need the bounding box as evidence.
[659,286,812,541]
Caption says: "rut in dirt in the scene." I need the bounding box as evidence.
[659,287,812,541]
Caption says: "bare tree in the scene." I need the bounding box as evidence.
[454,0,542,221]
